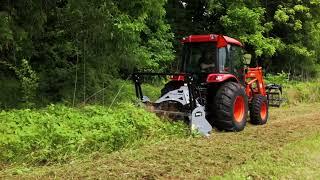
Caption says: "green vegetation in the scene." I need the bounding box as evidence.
[81,79,162,105]
[0,0,173,108]
[285,81,320,104]
[1,103,319,179]
[265,73,320,105]
[0,76,317,166]
[1,1,320,107]
[0,103,187,164]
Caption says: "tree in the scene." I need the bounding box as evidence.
[0,0,175,107]
[165,0,320,78]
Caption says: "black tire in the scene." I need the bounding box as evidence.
[208,82,248,132]
[250,95,269,125]
[161,81,184,96]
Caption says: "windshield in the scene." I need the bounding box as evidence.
[181,43,217,73]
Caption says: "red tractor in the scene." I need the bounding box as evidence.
[133,34,282,136]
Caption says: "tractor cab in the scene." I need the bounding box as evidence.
[179,34,246,83]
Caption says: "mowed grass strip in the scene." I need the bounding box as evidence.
[1,103,320,179]
[212,133,320,180]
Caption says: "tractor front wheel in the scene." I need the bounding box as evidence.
[250,95,269,125]
[209,82,248,131]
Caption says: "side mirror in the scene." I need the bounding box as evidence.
[243,54,252,65]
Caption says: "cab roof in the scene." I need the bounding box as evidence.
[181,34,243,47]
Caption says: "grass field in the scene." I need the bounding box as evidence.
[1,103,320,179]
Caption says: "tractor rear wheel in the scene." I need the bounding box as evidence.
[209,82,248,131]
[250,95,269,125]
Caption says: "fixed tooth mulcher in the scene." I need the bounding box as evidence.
[133,34,283,136]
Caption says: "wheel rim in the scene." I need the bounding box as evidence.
[233,96,245,123]
[260,102,267,120]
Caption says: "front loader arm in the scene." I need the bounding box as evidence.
[244,67,283,107]
[244,67,267,98]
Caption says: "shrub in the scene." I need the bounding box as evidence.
[284,81,320,105]
[265,73,320,105]
[265,71,290,85]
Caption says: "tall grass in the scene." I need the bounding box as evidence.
[78,79,163,106]
[285,81,320,104]
[0,103,187,164]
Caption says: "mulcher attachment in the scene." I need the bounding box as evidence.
[133,73,212,136]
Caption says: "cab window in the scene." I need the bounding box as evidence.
[181,43,217,73]
[218,47,229,73]
[228,45,243,71]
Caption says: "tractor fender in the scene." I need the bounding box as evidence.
[206,74,239,83]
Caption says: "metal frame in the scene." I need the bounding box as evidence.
[266,84,283,107]
[132,72,212,136]
[132,72,199,111]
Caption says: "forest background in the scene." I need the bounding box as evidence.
[0,0,320,108]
